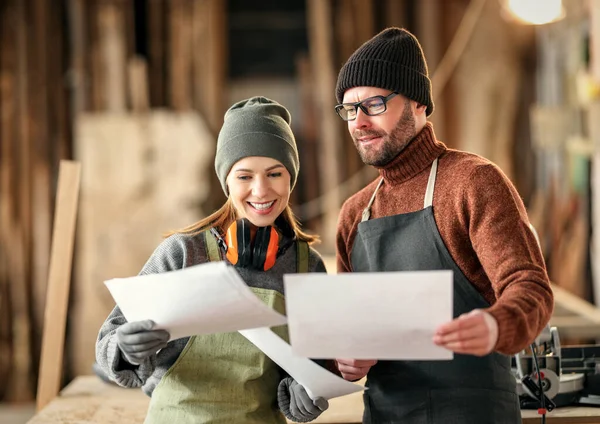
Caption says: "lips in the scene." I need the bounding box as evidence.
[354,131,384,145]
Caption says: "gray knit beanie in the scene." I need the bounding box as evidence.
[215,96,299,196]
[336,27,434,116]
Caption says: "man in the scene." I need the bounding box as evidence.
[333,27,553,423]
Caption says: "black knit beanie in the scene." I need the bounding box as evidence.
[215,96,299,196]
[336,27,434,117]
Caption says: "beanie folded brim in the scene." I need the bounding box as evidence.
[215,131,299,195]
[336,59,434,116]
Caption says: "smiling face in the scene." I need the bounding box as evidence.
[226,156,291,227]
[343,87,426,167]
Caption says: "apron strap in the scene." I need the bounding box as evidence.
[203,230,222,262]
[361,178,385,222]
[296,240,309,273]
[423,158,438,208]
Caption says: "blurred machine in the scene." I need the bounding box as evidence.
[513,325,600,409]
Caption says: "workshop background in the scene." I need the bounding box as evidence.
[1,0,599,422]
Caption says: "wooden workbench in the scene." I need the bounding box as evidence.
[25,375,600,424]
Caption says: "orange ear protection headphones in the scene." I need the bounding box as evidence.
[210,218,294,271]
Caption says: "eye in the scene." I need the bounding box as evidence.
[268,172,282,178]
[364,98,385,113]
[236,175,251,181]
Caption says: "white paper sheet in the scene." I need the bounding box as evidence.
[239,328,365,400]
[105,262,287,340]
[284,270,453,360]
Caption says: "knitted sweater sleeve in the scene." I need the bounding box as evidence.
[462,164,553,354]
[95,234,191,388]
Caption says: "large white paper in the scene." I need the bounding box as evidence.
[105,262,287,340]
[284,270,453,360]
[239,328,364,400]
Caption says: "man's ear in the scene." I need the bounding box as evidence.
[414,102,427,115]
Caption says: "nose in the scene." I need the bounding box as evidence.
[251,176,269,198]
[352,108,371,130]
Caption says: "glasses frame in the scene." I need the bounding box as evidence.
[335,92,399,121]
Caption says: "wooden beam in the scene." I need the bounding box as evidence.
[549,316,600,340]
[67,0,87,115]
[30,0,52,373]
[417,0,446,141]
[191,0,227,133]
[384,0,407,28]
[98,0,127,112]
[11,0,34,402]
[0,0,18,400]
[551,283,600,325]
[147,0,166,108]
[306,0,343,249]
[127,56,150,113]
[169,0,192,110]
[36,161,81,411]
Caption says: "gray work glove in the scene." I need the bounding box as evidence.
[278,377,329,422]
[116,319,170,365]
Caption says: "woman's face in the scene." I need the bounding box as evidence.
[226,156,291,227]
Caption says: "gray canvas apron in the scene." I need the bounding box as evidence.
[351,159,521,424]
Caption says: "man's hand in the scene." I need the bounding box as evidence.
[116,319,170,365]
[335,358,377,381]
[433,309,498,356]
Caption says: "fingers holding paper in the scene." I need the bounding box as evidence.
[433,309,498,356]
[117,319,170,365]
[335,358,378,381]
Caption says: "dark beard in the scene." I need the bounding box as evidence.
[354,100,417,167]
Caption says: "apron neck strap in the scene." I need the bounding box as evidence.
[361,158,439,223]
[361,178,384,222]
[424,158,438,208]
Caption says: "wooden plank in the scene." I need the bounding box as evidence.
[591,0,600,83]
[98,0,126,112]
[10,0,34,402]
[551,283,600,325]
[30,0,53,373]
[295,53,320,227]
[169,0,192,110]
[306,0,343,249]
[588,103,600,306]
[36,161,82,411]
[26,375,600,424]
[191,0,228,215]
[384,0,407,28]
[127,56,150,112]
[0,0,18,401]
[345,2,372,192]
[549,316,600,339]
[70,112,214,376]
[147,0,166,108]
[417,0,446,141]
[67,0,88,114]
[191,0,227,133]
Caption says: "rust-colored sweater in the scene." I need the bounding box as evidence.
[336,123,553,355]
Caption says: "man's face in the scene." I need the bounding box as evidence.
[342,87,417,167]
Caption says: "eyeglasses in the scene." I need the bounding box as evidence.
[335,92,399,121]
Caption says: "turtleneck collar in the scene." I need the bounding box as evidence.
[376,122,447,184]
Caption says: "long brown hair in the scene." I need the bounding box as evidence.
[165,198,319,245]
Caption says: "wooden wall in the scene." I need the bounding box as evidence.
[0,0,71,402]
[0,0,562,402]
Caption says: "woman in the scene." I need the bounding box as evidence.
[96,97,329,424]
